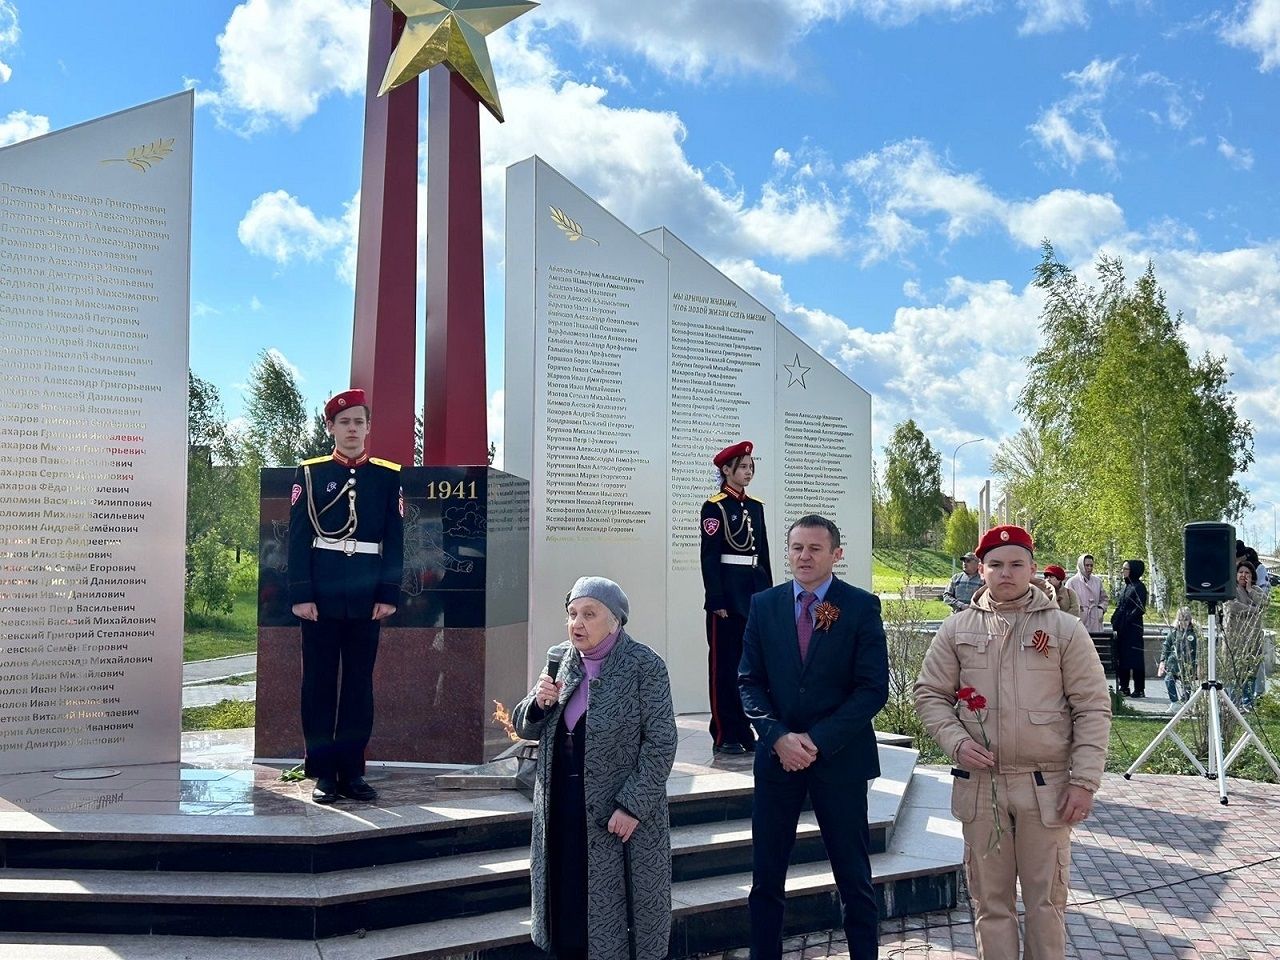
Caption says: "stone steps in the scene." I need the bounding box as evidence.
[0,743,962,957]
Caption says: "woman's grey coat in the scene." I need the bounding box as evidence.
[512,633,678,960]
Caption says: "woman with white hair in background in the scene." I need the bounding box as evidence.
[513,577,678,960]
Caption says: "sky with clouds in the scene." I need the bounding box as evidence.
[2,0,1279,550]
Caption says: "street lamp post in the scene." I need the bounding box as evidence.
[950,437,984,573]
[1256,500,1277,557]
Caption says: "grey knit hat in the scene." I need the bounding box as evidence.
[566,576,629,626]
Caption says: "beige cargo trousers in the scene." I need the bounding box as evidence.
[953,766,1075,959]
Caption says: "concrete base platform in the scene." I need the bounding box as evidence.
[0,718,961,958]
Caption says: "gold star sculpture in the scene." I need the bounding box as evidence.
[379,0,538,122]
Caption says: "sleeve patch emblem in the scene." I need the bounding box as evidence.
[702,517,720,537]
[290,483,302,506]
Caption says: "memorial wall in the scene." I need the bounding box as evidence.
[0,92,192,771]
[506,158,871,711]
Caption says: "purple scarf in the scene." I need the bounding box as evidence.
[563,628,620,730]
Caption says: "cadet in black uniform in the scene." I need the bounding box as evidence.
[700,440,772,754]
[288,388,404,804]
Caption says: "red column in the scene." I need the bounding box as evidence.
[350,1,419,466]
[422,67,489,467]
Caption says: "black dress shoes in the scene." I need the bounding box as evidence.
[716,743,748,755]
[338,776,378,802]
[312,777,340,804]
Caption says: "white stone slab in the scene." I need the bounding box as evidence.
[0,91,193,773]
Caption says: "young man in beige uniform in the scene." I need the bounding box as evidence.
[915,525,1111,959]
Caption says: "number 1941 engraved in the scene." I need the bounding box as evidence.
[426,481,478,500]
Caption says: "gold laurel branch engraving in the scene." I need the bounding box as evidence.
[549,205,599,245]
[100,137,176,173]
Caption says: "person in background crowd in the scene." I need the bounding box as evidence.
[915,524,1111,960]
[1159,607,1199,712]
[700,440,772,755]
[944,552,984,614]
[513,577,677,960]
[1042,565,1082,620]
[1111,559,1148,698]
[1236,540,1271,592]
[1223,562,1267,709]
[1066,554,1109,634]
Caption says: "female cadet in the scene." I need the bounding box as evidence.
[699,440,772,754]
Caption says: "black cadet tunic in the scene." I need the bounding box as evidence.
[287,450,404,780]
[699,487,772,748]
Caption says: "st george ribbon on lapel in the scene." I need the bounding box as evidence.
[797,591,818,661]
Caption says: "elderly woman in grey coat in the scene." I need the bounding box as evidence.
[512,577,678,960]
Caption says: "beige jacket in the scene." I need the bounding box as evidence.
[914,583,1112,792]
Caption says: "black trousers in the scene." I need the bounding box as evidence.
[548,716,588,954]
[707,611,755,748]
[749,773,877,960]
[300,617,380,780]
[1117,664,1146,697]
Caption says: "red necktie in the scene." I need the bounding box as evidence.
[797,591,817,662]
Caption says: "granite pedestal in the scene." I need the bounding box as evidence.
[254,466,529,766]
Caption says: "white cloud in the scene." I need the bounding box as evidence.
[846,140,1125,261]
[0,108,48,146]
[1137,71,1197,130]
[477,32,852,265]
[237,189,351,265]
[0,1,18,83]
[1221,0,1280,72]
[536,0,992,79]
[1017,0,1089,35]
[1005,189,1124,255]
[1030,57,1124,171]
[1217,136,1255,170]
[488,389,505,470]
[1030,107,1117,169]
[199,0,367,134]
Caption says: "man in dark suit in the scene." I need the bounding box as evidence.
[739,514,889,960]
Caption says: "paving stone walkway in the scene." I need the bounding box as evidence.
[698,771,1280,960]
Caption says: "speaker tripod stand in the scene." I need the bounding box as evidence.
[1123,601,1280,804]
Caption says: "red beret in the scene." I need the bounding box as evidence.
[324,388,367,421]
[714,440,753,468]
[1043,564,1067,581]
[976,524,1034,559]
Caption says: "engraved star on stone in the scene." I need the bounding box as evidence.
[784,353,811,389]
[379,0,538,122]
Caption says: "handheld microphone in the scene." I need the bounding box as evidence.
[546,650,563,681]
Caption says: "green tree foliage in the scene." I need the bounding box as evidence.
[186,528,235,616]
[884,419,944,545]
[187,372,234,547]
[245,349,307,467]
[871,458,893,548]
[1013,244,1253,610]
[301,409,333,460]
[942,503,980,558]
[187,373,258,610]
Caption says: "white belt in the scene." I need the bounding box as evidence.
[721,554,758,567]
[312,537,381,556]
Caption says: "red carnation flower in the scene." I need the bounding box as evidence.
[966,694,988,712]
[957,686,976,702]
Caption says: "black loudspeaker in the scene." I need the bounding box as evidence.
[1184,522,1236,602]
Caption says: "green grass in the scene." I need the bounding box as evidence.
[883,694,1280,784]
[184,590,258,662]
[192,673,256,687]
[882,598,950,620]
[181,699,255,731]
[871,546,956,593]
